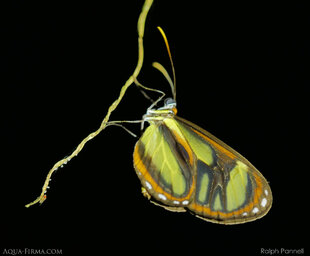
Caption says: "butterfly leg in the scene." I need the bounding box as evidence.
[141,187,151,200]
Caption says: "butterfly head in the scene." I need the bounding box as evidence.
[143,97,177,124]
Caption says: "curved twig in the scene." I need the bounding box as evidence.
[25,0,154,208]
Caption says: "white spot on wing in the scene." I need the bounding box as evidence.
[264,189,269,196]
[173,201,180,205]
[252,207,259,214]
[242,212,248,216]
[182,200,189,205]
[158,194,167,201]
[261,198,267,207]
[145,181,152,190]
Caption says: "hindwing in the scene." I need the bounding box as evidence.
[133,122,196,207]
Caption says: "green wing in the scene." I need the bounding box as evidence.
[174,116,273,224]
[133,122,195,206]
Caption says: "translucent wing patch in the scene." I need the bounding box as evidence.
[133,123,195,206]
[175,117,273,224]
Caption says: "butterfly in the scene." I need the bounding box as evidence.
[132,27,272,224]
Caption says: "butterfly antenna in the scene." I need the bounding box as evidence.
[156,26,176,101]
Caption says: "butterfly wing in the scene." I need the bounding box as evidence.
[133,122,196,208]
[174,116,272,224]
[134,116,272,224]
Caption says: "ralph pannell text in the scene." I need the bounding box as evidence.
[261,248,304,255]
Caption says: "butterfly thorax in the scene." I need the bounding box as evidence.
[143,98,177,124]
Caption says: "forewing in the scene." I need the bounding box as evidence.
[175,116,272,224]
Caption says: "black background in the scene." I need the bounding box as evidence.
[1,1,308,255]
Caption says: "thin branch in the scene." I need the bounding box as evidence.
[25,0,154,208]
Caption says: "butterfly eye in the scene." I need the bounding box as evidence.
[164,97,177,107]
